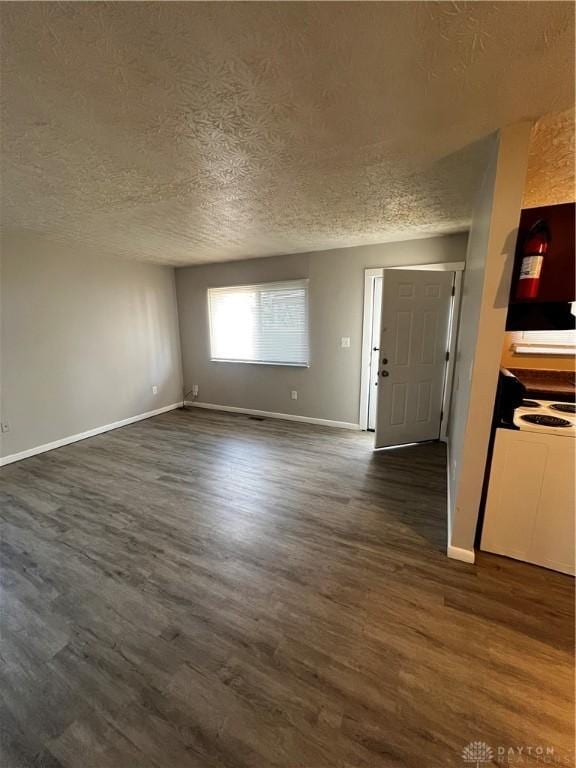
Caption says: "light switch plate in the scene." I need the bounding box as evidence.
[341,337,351,348]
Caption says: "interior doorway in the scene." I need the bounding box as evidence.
[359,262,464,445]
[367,275,383,431]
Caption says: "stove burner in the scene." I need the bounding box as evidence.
[549,403,576,415]
[521,414,571,428]
[521,400,540,408]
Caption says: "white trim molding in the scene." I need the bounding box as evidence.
[440,270,463,441]
[447,544,476,564]
[185,401,361,431]
[0,402,183,467]
[511,343,575,356]
[359,261,465,431]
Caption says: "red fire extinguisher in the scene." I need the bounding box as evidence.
[516,220,550,300]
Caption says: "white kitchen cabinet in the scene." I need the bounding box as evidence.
[481,428,575,575]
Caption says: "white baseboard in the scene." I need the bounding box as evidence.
[447,544,476,564]
[0,402,183,468]
[184,401,361,431]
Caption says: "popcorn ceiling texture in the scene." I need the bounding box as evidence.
[1,2,574,265]
[524,109,575,209]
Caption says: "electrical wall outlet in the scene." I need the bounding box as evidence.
[152,385,158,395]
[341,337,351,348]
[192,384,199,398]
[291,390,298,401]
[1,422,10,433]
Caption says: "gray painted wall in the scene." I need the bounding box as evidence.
[447,136,500,541]
[0,231,183,458]
[176,234,468,425]
[447,123,532,553]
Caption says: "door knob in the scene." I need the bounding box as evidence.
[381,370,389,377]
[382,358,388,364]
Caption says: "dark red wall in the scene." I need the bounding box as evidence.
[510,202,575,304]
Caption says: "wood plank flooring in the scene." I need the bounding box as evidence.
[0,408,573,768]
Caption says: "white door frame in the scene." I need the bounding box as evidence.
[359,261,464,439]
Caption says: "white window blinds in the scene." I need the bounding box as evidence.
[519,329,576,345]
[208,280,310,366]
[511,328,576,355]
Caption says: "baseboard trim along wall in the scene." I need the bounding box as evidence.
[0,402,183,467]
[184,401,361,431]
[447,544,476,564]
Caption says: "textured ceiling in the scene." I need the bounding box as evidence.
[524,109,575,210]
[1,2,574,265]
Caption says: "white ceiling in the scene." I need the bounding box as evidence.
[1,2,574,266]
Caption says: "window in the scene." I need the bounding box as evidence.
[208,280,309,366]
[512,328,576,355]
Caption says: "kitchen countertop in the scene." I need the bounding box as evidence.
[510,368,576,401]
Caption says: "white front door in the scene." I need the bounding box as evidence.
[367,276,383,431]
[375,269,454,449]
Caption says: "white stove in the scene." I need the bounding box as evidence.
[513,398,576,437]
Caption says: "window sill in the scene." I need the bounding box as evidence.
[511,344,576,356]
[210,359,310,368]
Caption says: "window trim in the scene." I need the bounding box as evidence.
[207,279,310,368]
[511,342,575,356]
[511,329,576,357]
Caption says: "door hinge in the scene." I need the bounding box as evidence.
[445,350,450,361]
[440,408,444,423]
[451,284,456,296]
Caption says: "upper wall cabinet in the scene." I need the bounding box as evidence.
[506,203,575,331]
[510,203,575,304]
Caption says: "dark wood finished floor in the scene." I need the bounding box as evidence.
[0,408,573,768]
